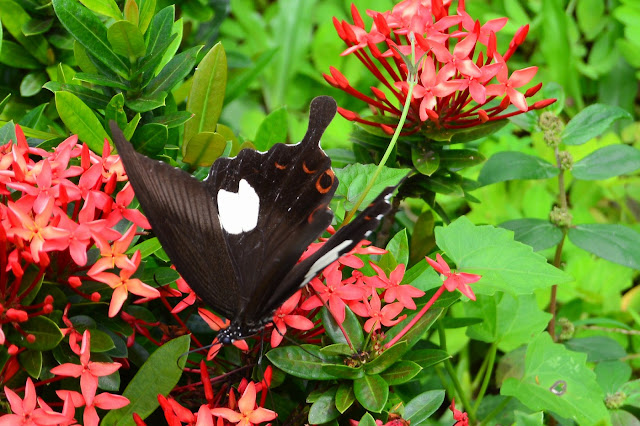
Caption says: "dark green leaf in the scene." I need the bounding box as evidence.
[43,82,111,110]
[0,0,48,64]
[353,374,389,412]
[439,148,486,168]
[0,121,17,144]
[145,45,202,95]
[132,123,167,156]
[19,350,42,378]
[379,360,422,385]
[53,0,129,77]
[412,145,439,176]
[0,94,10,116]
[22,18,53,36]
[335,382,355,413]
[573,144,640,180]
[409,210,436,265]
[87,329,116,352]
[384,304,443,352]
[568,224,640,270]
[564,336,626,362]
[140,6,174,77]
[55,91,110,153]
[364,342,407,375]
[321,364,364,380]
[404,349,451,368]
[254,107,288,151]
[478,151,558,185]
[0,40,40,69]
[125,91,166,112]
[102,335,190,424]
[563,104,632,145]
[19,104,47,129]
[105,93,128,130]
[73,72,130,90]
[11,316,63,351]
[321,306,364,351]
[499,219,563,252]
[182,131,227,167]
[266,345,341,380]
[424,120,508,144]
[20,72,47,97]
[404,390,445,423]
[308,387,340,424]
[184,42,227,149]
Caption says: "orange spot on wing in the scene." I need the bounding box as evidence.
[303,162,316,174]
[315,169,335,194]
[275,162,286,170]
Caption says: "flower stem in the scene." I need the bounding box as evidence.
[385,285,444,348]
[473,342,497,411]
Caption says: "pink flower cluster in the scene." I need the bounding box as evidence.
[0,125,159,353]
[325,0,554,134]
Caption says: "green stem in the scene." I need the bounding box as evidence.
[473,343,497,411]
[479,396,513,425]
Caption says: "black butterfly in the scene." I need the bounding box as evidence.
[110,96,396,345]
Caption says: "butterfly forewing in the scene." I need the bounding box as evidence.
[110,122,239,319]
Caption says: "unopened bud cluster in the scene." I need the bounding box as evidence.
[539,112,564,148]
[549,206,573,227]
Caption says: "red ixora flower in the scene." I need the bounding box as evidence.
[210,382,277,426]
[0,377,71,425]
[425,253,480,300]
[324,0,554,134]
[270,290,314,347]
[450,399,469,426]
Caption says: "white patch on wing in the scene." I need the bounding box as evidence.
[217,179,260,235]
[302,239,353,285]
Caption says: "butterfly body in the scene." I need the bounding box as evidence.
[110,96,396,344]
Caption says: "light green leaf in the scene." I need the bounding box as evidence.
[0,40,40,69]
[335,164,410,211]
[0,0,49,64]
[145,45,202,96]
[138,0,156,34]
[254,107,288,151]
[79,0,121,20]
[102,335,189,425]
[435,217,573,296]
[20,72,48,97]
[55,91,111,153]
[501,333,609,424]
[182,131,227,167]
[107,20,146,61]
[563,104,632,145]
[573,144,640,180]
[184,42,227,151]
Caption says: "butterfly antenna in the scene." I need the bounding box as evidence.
[176,340,223,369]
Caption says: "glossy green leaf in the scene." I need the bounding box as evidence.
[404,390,445,423]
[563,104,632,145]
[439,148,486,168]
[156,18,182,75]
[379,360,422,385]
[0,0,48,64]
[321,364,364,380]
[308,387,340,424]
[12,316,63,351]
[358,413,378,426]
[0,95,10,116]
[102,335,189,425]
[126,237,162,258]
[19,350,42,378]
[53,0,129,78]
[379,229,409,271]
[22,18,53,36]
[254,107,288,151]
[568,224,640,270]
[74,41,99,74]
[0,40,40,69]
[499,219,563,252]
[436,217,572,296]
[502,333,609,424]
[335,164,410,211]
[182,131,227,167]
[44,82,110,110]
[412,145,439,176]
[131,123,167,156]
[150,111,194,128]
[335,382,355,413]
[105,93,127,130]
[384,303,443,352]
[108,20,146,61]
[56,91,111,153]
[184,42,227,151]
[424,120,508,144]
[572,144,640,180]
[80,0,121,20]
[86,329,116,353]
[20,72,47,97]
[140,6,174,77]
[364,342,407,375]
[123,0,139,26]
[138,0,156,34]
[19,104,47,129]
[404,349,450,369]
[353,374,388,412]
[73,72,130,90]
[145,45,202,95]
[478,151,558,185]
[321,305,364,350]
[266,345,340,380]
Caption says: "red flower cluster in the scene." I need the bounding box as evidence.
[325,0,554,134]
[0,125,158,364]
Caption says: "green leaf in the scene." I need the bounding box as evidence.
[335,382,355,413]
[108,20,146,61]
[499,219,563,252]
[404,349,451,369]
[501,333,609,424]
[478,151,558,185]
[140,6,174,76]
[184,42,227,151]
[0,121,17,144]
[0,40,40,69]
[358,413,378,426]
[138,0,156,34]
[364,342,407,375]
[123,0,139,26]
[424,120,508,144]
[404,390,445,423]
[20,72,47,97]
[379,360,422,385]
[102,335,189,424]
[384,300,444,351]
[44,81,110,110]
[56,91,111,153]
[572,144,640,180]
[150,111,194,128]
[266,345,341,380]
[0,0,49,64]
[439,148,486,168]
[145,45,202,95]
[12,316,63,351]
[568,224,640,270]
[105,93,127,130]
[131,123,167,156]
[308,387,340,424]
[80,0,122,20]
[18,350,42,378]
[0,94,11,116]
[335,164,410,211]
[22,18,53,36]
[321,364,364,380]
[321,305,364,351]
[74,41,99,74]
[126,92,166,112]
[409,210,436,265]
[53,0,129,78]
[86,329,116,352]
[435,217,573,296]
[126,237,162,258]
[412,145,439,176]
[225,48,278,105]
[353,374,389,412]
[73,72,130,90]
[254,107,288,151]
[182,131,227,167]
[564,336,626,362]
[563,104,632,145]
[379,229,409,271]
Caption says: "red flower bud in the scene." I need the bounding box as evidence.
[43,304,53,314]
[514,24,530,46]
[373,13,390,37]
[7,345,18,356]
[333,17,346,40]
[6,309,28,322]
[329,66,350,89]
[337,108,359,121]
[132,413,147,426]
[370,87,387,101]
[342,21,357,43]
[104,173,118,195]
[68,276,82,288]
[91,292,101,302]
[478,110,489,123]
[525,82,543,97]
[366,40,382,58]
[26,334,36,343]
[351,3,364,28]
[381,124,395,135]
[532,98,557,109]
[44,295,54,304]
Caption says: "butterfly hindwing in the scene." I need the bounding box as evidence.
[109,122,239,319]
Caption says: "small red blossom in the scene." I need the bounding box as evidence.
[351,292,405,333]
[210,382,277,426]
[425,254,481,300]
[270,290,314,347]
[367,263,425,310]
[0,378,70,425]
[450,399,469,426]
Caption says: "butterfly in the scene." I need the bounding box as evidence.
[110,96,397,345]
